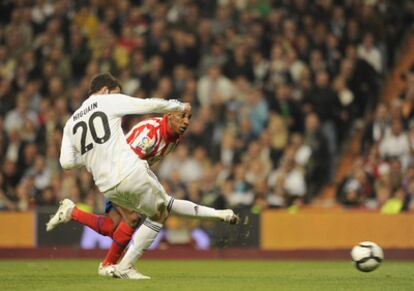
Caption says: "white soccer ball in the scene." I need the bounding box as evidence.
[351,241,384,272]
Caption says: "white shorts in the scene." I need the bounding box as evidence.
[103,160,169,218]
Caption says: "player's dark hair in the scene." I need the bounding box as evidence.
[88,73,121,95]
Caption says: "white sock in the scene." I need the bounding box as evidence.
[167,197,221,220]
[118,218,162,269]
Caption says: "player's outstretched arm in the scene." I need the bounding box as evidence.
[59,124,83,170]
[109,94,190,116]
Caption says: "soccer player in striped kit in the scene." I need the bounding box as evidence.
[47,74,239,279]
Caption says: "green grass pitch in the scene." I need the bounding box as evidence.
[0,260,413,291]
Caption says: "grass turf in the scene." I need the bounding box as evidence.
[0,260,413,291]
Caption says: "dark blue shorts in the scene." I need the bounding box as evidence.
[104,199,113,214]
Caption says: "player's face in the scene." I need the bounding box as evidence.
[169,111,192,135]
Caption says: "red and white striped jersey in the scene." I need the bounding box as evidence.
[126,115,180,165]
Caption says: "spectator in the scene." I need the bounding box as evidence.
[344,45,379,117]
[4,94,38,133]
[36,186,57,207]
[379,119,410,170]
[198,42,227,76]
[24,154,51,191]
[0,116,9,164]
[214,130,240,167]
[197,64,235,107]
[239,88,268,137]
[0,45,16,80]
[228,164,254,207]
[141,55,164,95]
[380,187,405,214]
[303,113,330,200]
[357,32,383,74]
[333,76,355,142]
[337,168,374,208]
[268,147,306,206]
[361,103,390,154]
[267,113,288,163]
[304,70,339,177]
[224,46,254,81]
[268,82,303,132]
[251,50,270,88]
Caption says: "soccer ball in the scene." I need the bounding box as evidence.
[351,241,384,272]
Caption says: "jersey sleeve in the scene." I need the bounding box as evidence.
[59,123,84,170]
[108,94,185,117]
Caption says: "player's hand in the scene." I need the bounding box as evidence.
[182,102,192,114]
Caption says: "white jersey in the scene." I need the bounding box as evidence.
[60,93,184,192]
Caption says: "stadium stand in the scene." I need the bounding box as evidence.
[0,0,413,218]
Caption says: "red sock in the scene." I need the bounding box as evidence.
[102,221,135,266]
[71,207,115,237]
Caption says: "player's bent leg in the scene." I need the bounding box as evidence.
[100,206,141,271]
[47,198,120,237]
[113,206,166,280]
[99,220,136,276]
[46,199,75,231]
[107,206,122,228]
[109,163,168,279]
[114,206,141,228]
[166,197,240,224]
[113,217,161,279]
[72,207,117,237]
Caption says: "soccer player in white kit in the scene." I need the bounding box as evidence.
[50,73,238,279]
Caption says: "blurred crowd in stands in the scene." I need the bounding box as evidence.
[0,0,413,213]
[337,66,414,213]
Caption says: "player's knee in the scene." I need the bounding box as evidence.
[108,209,122,228]
[127,212,141,227]
[150,203,169,223]
[121,212,141,228]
